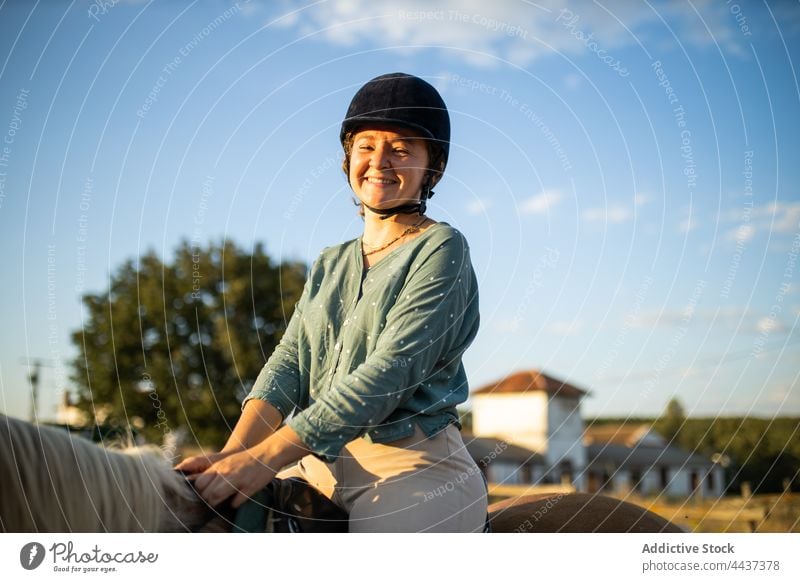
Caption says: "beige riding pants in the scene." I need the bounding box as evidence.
[276,425,487,532]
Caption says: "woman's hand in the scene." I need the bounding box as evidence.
[192,449,278,508]
[173,450,236,475]
[183,424,310,509]
[175,400,284,475]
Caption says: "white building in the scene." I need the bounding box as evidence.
[583,424,726,498]
[471,369,588,490]
[469,369,725,498]
[463,434,545,485]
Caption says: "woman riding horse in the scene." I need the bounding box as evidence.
[0,77,682,535]
[177,73,488,532]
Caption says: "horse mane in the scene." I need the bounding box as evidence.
[0,414,206,532]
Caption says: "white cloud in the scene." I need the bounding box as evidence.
[769,201,800,233]
[239,1,263,18]
[466,197,494,215]
[765,382,799,407]
[267,0,746,68]
[719,200,800,244]
[493,318,522,333]
[631,305,792,336]
[755,316,786,335]
[582,206,632,224]
[521,189,562,214]
[679,205,700,233]
[548,319,584,336]
[563,73,582,90]
[634,193,651,206]
[724,223,755,243]
[679,217,698,233]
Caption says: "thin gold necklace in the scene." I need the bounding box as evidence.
[361,217,427,256]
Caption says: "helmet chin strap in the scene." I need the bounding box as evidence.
[362,177,435,220]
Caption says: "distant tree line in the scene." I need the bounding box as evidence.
[669,416,798,495]
[590,399,799,494]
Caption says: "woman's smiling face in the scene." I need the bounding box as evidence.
[348,127,429,213]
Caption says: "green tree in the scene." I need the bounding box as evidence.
[71,240,306,447]
[655,397,686,444]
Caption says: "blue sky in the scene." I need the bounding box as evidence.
[0,0,798,423]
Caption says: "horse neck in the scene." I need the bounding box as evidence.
[0,415,198,532]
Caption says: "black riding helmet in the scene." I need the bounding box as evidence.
[340,73,450,217]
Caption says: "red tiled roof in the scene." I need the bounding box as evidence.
[472,370,588,399]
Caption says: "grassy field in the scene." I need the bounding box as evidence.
[486,483,799,532]
[627,492,800,533]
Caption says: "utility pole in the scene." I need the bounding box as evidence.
[18,358,56,422]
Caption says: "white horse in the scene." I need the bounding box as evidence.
[0,414,680,533]
[0,414,209,532]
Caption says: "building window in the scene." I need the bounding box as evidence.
[706,470,715,493]
[602,470,613,491]
[630,469,642,492]
[659,466,669,489]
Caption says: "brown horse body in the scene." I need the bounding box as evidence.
[488,492,681,533]
[0,415,680,533]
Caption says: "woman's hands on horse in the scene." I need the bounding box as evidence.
[177,424,311,509]
[191,449,279,508]
[174,450,235,475]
